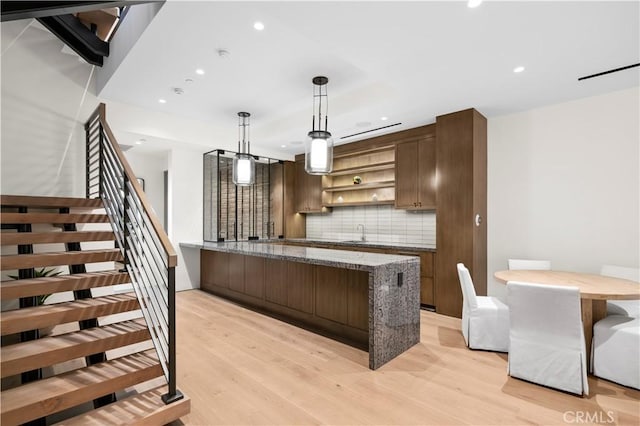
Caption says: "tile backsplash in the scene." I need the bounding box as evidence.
[306,205,436,246]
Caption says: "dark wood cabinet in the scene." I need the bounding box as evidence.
[201,250,228,290]
[294,159,323,213]
[286,261,314,314]
[395,135,436,210]
[265,258,287,306]
[200,250,368,349]
[228,253,245,293]
[435,108,487,318]
[244,256,265,298]
[272,161,306,238]
[315,265,349,324]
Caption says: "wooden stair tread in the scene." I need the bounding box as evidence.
[1,318,149,378]
[0,195,103,209]
[56,386,190,426]
[1,212,110,224]
[0,270,130,300]
[0,350,162,426]
[1,231,116,246]
[0,293,139,336]
[1,248,123,270]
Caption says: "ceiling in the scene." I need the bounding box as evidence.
[98,1,639,158]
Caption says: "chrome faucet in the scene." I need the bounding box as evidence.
[356,224,366,242]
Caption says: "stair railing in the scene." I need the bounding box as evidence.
[85,103,183,404]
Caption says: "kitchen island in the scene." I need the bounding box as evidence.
[182,241,420,369]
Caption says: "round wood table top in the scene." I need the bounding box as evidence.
[494,270,640,300]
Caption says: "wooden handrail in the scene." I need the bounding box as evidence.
[93,103,177,267]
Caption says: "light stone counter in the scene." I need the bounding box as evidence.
[181,241,420,369]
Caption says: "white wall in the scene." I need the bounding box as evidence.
[487,87,640,299]
[1,20,97,197]
[124,150,168,229]
[168,148,203,291]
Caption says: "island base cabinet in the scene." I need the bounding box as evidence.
[200,250,369,350]
[315,266,368,331]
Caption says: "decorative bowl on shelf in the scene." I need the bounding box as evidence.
[353,175,362,184]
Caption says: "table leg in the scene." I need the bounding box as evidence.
[581,299,608,372]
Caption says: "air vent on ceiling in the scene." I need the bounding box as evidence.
[119,144,133,152]
[578,63,639,81]
[340,122,402,140]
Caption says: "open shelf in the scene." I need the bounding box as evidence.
[323,181,395,192]
[332,144,395,160]
[324,200,395,208]
[330,161,395,176]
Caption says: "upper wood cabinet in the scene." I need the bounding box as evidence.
[294,159,323,213]
[272,161,306,237]
[435,108,487,318]
[395,136,436,210]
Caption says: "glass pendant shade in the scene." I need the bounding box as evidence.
[305,130,333,174]
[232,112,255,186]
[305,76,333,175]
[232,153,255,186]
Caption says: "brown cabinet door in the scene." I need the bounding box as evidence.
[287,261,314,314]
[294,159,323,213]
[228,253,245,293]
[315,265,349,324]
[435,109,487,318]
[201,250,229,290]
[395,141,418,208]
[347,270,369,330]
[420,276,435,306]
[270,162,284,238]
[244,256,265,298]
[265,258,288,306]
[417,136,436,209]
[294,160,307,213]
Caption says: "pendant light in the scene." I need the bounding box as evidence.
[305,76,333,175]
[232,112,255,186]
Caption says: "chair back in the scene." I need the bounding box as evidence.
[457,263,478,309]
[508,259,551,271]
[506,281,588,395]
[507,281,582,350]
[601,265,640,282]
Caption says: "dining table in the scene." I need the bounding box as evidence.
[494,270,640,369]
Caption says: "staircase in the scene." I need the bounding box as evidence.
[0,195,190,425]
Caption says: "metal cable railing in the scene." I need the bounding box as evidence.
[85,103,183,404]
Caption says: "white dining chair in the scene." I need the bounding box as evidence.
[508,259,551,270]
[592,315,640,390]
[601,265,640,317]
[506,281,589,396]
[456,263,509,352]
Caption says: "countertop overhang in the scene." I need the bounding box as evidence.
[181,241,419,272]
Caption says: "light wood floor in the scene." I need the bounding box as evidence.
[172,290,640,425]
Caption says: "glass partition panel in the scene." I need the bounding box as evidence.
[204,149,283,242]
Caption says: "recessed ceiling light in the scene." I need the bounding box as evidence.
[253,21,265,31]
[158,99,166,104]
[195,68,205,75]
[468,0,482,8]
[381,116,388,121]
[513,66,525,73]
[281,144,287,148]
[135,139,145,145]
